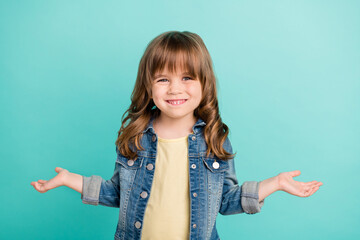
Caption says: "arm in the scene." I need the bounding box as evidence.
[258,170,323,202]
[219,138,264,215]
[218,157,264,215]
[81,163,120,207]
[31,163,121,208]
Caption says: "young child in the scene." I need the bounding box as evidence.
[31,31,323,240]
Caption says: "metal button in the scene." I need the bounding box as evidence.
[191,164,196,169]
[127,160,134,166]
[152,135,156,142]
[212,161,219,169]
[140,191,148,199]
[192,223,197,228]
[193,192,197,197]
[191,136,196,141]
[135,221,142,229]
[146,163,154,171]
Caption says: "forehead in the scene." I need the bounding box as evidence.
[154,65,190,76]
[151,50,199,78]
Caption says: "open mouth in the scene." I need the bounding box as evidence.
[166,99,187,105]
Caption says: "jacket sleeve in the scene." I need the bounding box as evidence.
[219,138,264,215]
[81,150,121,208]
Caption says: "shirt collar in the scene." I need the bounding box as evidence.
[143,116,156,134]
[191,118,206,134]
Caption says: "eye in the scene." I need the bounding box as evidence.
[183,76,193,81]
[157,78,168,82]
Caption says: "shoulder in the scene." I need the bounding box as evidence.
[223,136,233,154]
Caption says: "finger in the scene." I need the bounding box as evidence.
[302,187,311,197]
[307,181,323,188]
[31,182,44,193]
[303,184,321,197]
[305,180,317,185]
[289,170,301,177]
[38,183,48,193]
[302,182,318,196]
[31,179,50,192]
[302,185,312,195]
[307,186,320,197]
[34,182,41,190]
[55,167,63,173]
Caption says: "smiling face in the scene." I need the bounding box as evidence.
[151,67,202,124]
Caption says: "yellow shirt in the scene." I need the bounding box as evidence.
[141,135,190,240]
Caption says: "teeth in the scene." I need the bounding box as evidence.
[168,100,186,105]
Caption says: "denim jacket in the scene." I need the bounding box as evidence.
[81,118,264,240]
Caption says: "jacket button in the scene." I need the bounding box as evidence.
[191,136,196,141]
[152,135,156,142]
[135,221,142,229]
[192,223,197,228]
[146,163,154,171]
[140,191,148,199]
[193,192,197,197]
[191,164,196,169]
[127,160,134,166]
[212,161,219,169]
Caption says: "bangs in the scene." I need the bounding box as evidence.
[148,34,202,79]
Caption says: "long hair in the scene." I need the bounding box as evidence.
[115,31,234,160]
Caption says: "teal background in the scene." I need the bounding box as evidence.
[1,0,359,239]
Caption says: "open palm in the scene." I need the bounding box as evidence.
[30,167,68,193]
[278,170,323,197]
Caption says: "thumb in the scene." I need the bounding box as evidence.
[289,170,301,177]
[55,167,63,173]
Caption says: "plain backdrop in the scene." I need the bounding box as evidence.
[1,0,359,239]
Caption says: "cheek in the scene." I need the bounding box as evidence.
[190,83,202,101]
[151,88,164,105]
[151,87,159,99]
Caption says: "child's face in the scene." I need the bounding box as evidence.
[151,67,202,123]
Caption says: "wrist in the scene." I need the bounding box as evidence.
[61,171,71,187]
[62,171,83,193]
[276,172,290,192]
[258,175,281,202]
[274,174,282,191]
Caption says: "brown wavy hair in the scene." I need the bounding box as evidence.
[115,31,234,160]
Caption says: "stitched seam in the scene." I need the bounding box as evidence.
[207,170,211,239]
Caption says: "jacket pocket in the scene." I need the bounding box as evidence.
[202,157,229,194]
[202,157,229,173]
[116,156,143,190]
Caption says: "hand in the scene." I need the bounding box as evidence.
[31,167,69,193]
[277,170,323,197]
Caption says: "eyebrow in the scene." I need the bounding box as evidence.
[154,72,192,79]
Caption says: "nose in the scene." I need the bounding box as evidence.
[168,79,183,95]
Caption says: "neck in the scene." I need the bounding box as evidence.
[153,114,197,139]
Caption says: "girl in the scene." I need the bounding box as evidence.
[31,31,323,240]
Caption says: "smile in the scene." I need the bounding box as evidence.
[166,99,187,105]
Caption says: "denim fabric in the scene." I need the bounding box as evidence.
[81,118,264,240]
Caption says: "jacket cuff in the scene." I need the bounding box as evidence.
[241,181,265,214]
[81,175,102,205]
